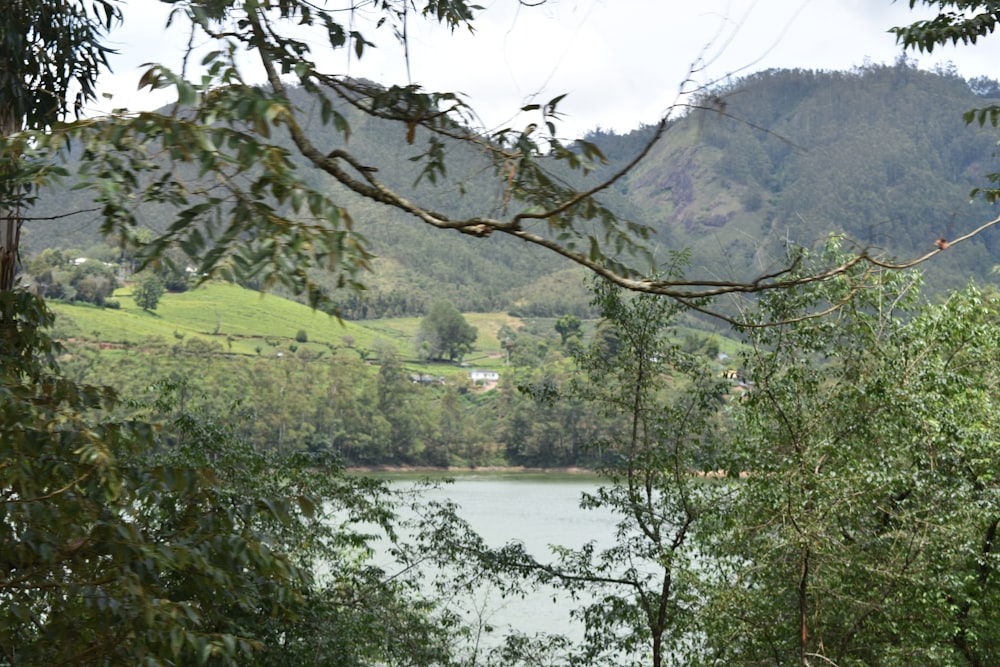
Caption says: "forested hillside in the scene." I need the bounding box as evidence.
[21,60,1000,316]
[589,61,1000,290]
[49,281,739,468]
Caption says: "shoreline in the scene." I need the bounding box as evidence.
[346,465,597,475]
[346,465,747,478]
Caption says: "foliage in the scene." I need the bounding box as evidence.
[154,248,193,293]
[133,272,165,311]
[11,63,1000,314]
[497,323,517,364]
[4,0,963,324]
[417,300,478,362]
[3,0,666,314]
[697,244,1000,665]
[554,313,582,345]
[42,279,749,469]
[0,0,116,131]
[894,2,1000,205]
[498,379,600,468]
[680,332,719,360]
[29,2,1000,664]
[141,383,462,667]
[0,292,304,664]
[68,258,118,305]
[1,291,467,665]
[0,0,120,290]
[45,281,743,469]
[408,257,1000,666]
[892,1,1000,53]
[22,254,118,304]
[447,278,729,666]
[541,279,726,667]
[614,62,1000,298]
[590,317,623,359]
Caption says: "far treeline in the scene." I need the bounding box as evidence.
[54,283,720,469]
[21,61,1000,319]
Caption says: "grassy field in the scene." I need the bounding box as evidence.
[50,283,514,376]
[49,282,744,382]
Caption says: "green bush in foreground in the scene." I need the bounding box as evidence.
[0,292,459,666]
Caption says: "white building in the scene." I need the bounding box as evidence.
[469,370,499,383]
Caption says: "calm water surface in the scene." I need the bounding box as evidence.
[384,473,619,643]
[402,474,614,552]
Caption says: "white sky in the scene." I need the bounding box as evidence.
[96,0,1000,139]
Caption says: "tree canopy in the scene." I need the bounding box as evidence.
[417,300,477,361]
[894,1,1000,204]
[0,291,467,665]
[0,0,120,290]
[133,272,165,311]
[442,252,1000,666]
[700,253,1000,665]
[554,313,582,345]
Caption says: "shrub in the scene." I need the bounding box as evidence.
[295,329,308,343]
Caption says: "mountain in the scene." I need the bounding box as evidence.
[21,60,1000,316]
[588,61,1000,291]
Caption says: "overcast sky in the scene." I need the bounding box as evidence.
[97,0,1000,139]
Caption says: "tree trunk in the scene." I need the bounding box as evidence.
[799,548,810,666]
[0,110,22,293]
[1,205,21,292]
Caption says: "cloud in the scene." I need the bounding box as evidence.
[93,0,1000,138]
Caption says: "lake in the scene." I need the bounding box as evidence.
[380,473,618,646]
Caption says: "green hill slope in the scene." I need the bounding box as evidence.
[53,283,368,354]
[592,62,1000,291]
[48,282,743,468]
[24,62,1000,316]
[51,282,514,375]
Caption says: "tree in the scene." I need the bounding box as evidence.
[894,2,1000,205]
[441,277,728,666]
[0,295,467,665]
[497,323,518,364]
[426,251,1000,666]
[69,258,117,305]
[417,300,477,362]
[0,293,304,664]
[893,2,1000,55]
[591,316,622,359]
[696,245,1000,666]
[133,272,165,311]
[142,382,460,667]
[0,0,119,291]
[9,2,1000,661]
[554,313,582,345]
[533,280,726,667]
